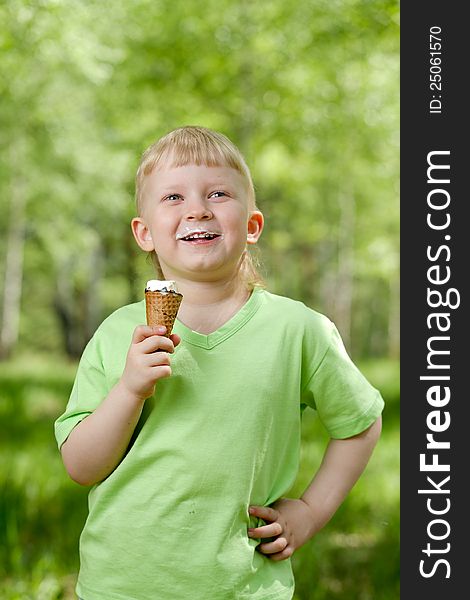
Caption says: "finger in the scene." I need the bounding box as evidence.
[151,364,172,379]
[152,362,172,374]
[249,505,279,522]
[140,335,175,354]
[170,333,181,347]
[248,522,283,539]
[132,325,166,344]
[258,537,288,555]
[267,546,294,562]
[146,352,171,367]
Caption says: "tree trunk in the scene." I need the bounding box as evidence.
[54,238,105,359]
[54,262,81,359]
[334,190,355,351]
[0,170,26,360]
[84,239,104,341]
[316,238,337,317]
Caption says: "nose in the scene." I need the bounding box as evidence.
[184,196,213,221]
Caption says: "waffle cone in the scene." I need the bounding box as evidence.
[145,290,183,336]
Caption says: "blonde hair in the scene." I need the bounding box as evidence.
[135,126,264,290]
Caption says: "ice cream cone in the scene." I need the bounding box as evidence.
[145,290,183,336]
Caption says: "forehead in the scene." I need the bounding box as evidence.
[144,162,249,192]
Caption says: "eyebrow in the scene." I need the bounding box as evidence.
[158,182,235,192]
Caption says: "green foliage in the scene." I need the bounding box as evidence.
[1,4,399,591]
[1,0,399,359]
[1,2,399,596]
[0,357,399,598]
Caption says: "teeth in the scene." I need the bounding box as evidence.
[183,232,217,240]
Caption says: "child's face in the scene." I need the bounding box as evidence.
[132,162,263,283]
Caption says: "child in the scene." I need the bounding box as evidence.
[55,126,383,600]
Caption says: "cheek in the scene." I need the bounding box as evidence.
[148,210,176,235]
[226,206,250,232]
[225,218,249,244]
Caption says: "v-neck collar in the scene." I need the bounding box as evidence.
[172,287,264,349]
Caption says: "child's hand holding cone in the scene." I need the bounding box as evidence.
[119,281,183,402]
[120,325,180,401]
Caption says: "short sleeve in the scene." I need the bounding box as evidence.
[54,338,109,449]
[301,325,384,438]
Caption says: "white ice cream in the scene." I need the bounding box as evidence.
[145,280,178,293]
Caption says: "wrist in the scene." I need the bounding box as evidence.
[298,497,323,539]
[115,379,149,406]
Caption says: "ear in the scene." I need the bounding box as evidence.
[246,211,264,245]
[131,217,155,251]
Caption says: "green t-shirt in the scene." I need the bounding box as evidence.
[55,288,384,600]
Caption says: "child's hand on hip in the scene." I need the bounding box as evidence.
[120,325,181,402]
[248,499,316,561]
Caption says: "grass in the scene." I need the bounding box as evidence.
[0,355,399,599]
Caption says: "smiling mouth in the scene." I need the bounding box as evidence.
[176,230,222,242]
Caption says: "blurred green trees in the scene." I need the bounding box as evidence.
[0,0,399,361]
[0,2,399,598]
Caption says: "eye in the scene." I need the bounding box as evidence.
[163,193,183,202]
[209,190,227,199]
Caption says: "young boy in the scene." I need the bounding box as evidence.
[55,126,383,600]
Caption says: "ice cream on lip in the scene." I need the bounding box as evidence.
[175,227,223,241]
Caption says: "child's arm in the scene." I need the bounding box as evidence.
[60,325,180,487]
[248,416,382,561]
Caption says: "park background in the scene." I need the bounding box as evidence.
[0,1,399,598]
